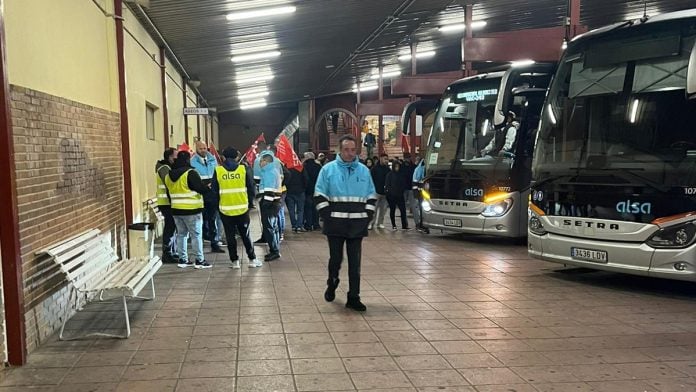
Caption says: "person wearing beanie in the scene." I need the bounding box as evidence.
[211,147,260,269]
[166,151,211,269]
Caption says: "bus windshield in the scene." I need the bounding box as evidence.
[426,77,503,175]
[534,30,696,189]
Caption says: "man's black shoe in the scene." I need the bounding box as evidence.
[264,253,281,262]
[162,253,177,264]
[324,278,339,302]
[254,237,267,244]
[211,247,226,254]
[346,296,366,312]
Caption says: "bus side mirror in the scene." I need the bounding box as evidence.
[688,40,696,99]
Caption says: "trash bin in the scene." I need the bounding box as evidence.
[128,222,155,259]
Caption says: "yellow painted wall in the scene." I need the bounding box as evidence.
[165,59,186,148]
[5,0,119,112]
[123,7,165,223]
[186,89,199,146]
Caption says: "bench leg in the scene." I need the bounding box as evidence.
[59,286,76,341]
[131,277,156,301]
[59,290,131,340]
[122,292,131,338]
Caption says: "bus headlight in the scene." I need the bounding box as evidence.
[481,199,512,217]
[528,215,547,236]
[421,199,432,212]
[647,222,696,248]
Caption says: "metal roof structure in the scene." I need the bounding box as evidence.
[133,0,695,113]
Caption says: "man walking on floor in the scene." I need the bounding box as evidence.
[213,147,262,269]
[156,147,178,263]
[315,134,377,311]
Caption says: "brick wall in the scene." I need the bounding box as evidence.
[9,85,125,353]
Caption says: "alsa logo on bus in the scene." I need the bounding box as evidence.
[615,200,652,214]
[464,188,483,197]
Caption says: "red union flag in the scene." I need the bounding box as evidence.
[208,143,222,164]
[276,135,303,171]
[243,133,265,164]
[178,142,193,156]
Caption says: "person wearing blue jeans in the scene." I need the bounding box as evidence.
[173,215,204,267]
[259,152,282,261]
[278,192,286,240]
[285,165,307,232]
[165,151,212,269]
[191,141,224,253]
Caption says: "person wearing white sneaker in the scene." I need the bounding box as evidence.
[213,147,258,270]
[166,151,210,271]
[249,259,263,268]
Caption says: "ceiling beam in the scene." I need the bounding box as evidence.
[313,0,418,96]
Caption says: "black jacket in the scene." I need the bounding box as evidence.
[371,163,390,195]
[385,170,408,198]
[285,167,308,194]
[303,159,322,196]
[168,166,209,215]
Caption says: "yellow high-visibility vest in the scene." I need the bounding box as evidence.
[156,164,170,206]
[165,170,203,210]
[216,165,248,216]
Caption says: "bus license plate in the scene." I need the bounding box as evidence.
[571,247,608,263]
[443,219,462,227]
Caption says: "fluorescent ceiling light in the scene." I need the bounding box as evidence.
[352,83,379,92]
[371,71,401,80]
[398,50,436,61]
[231,50,281,63]
[240,100,268,110]
[240,98,267,105]
[226,5,296,21]
[232,42,278,56]
[510,59,536,67]
[235,74,275,85]
[630,99,639,123]
[237,86,269,95]
[238,91,270,100]
[438,20,487,33]
[371,66,400,75]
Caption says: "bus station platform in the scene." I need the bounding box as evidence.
[2,218,696,392]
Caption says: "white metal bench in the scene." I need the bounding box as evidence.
[36,229,162,340]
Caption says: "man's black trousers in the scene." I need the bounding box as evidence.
[159,205,176,256]
[220,212,256,261]
[327,236,362,298]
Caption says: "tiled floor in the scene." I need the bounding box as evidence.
[4,214,696,391]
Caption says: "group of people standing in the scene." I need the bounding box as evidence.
[156,142,262,269]
[364,153,426,232]
[153,135,424,313]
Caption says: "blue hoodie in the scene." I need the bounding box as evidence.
[314,154,377,238]
[259,151,282,205]
[412,159,425,189]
